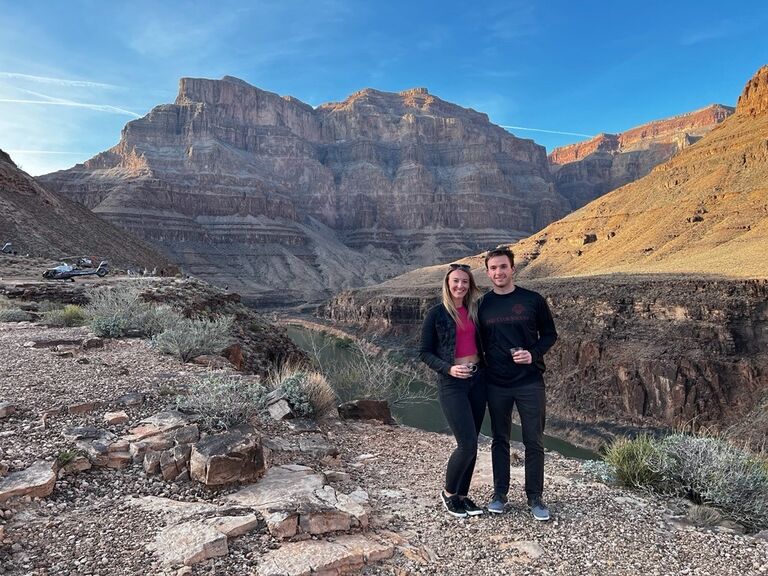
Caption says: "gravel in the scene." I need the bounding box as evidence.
[1,319,767,575]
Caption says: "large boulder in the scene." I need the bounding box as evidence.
[189,425,265,485]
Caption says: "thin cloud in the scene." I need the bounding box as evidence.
[6,149,91,155]
[0,97,140,117]
[0,72,119,89]
[500,125,593,138]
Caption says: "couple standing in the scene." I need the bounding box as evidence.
[419,247,557,520]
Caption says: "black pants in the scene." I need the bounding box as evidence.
[487,379,546,499]
[438,372,487,496]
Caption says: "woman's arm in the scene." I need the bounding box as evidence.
[418,306,453,375]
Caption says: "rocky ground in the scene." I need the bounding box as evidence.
[1,320,767,576]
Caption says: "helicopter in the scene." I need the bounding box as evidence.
[42,260,109,281]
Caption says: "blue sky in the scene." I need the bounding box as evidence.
[1,0,767,176]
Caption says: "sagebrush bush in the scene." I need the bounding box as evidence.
[152,316,233,362]
[600,432,768,530]
[581,459,618,484]
[42,304,86,327]
[0,308,32,322]
[175,372,267,431]
[87,284,182,338]
[269,366,338,420]
[603,434,668,490]
[660,433,768,530]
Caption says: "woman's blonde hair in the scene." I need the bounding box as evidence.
[441,264,482,327]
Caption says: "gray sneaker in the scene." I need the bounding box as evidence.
[528,497,550,521]
[486,493,508,514]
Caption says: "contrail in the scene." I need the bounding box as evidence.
[0,98,140,117]
[0,72,119,89]
[500,125,593,138]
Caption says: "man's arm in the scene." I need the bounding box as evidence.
[529,294,557,362]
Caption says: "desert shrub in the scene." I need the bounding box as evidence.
[175,372,267,431]
[660,433,768,530]
[42,304,86,327]
[87,283,182,338]
[0,308,32,322]
[581,459,618,484]
[152,316,233,362]
[686,504,723,527]
[269,366,338,420]
[305,333,435,406]
[603,434,668,490]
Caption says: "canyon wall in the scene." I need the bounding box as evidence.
[319,276,768,449]
[38,78,570,305]
[549,104,734,209]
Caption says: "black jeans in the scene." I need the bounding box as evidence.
[438,372,487,496]
[487,379,546,499]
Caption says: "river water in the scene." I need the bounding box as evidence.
[287,325,598,460]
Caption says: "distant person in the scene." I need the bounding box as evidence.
[479,247,557,521]
[419,263,486,518]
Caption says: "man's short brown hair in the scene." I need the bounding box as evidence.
[484,247,514,269]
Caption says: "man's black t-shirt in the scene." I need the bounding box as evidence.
[478,286,557,387]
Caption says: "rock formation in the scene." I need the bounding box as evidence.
[518,66,768,279]
[38,78,571,305]
[0,149,172,271]
[549,104,733,209]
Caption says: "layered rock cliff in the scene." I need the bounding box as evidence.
[320,274,768,450]
[0,149,173,270]
[38,78,570,305]
[549,104,733,209]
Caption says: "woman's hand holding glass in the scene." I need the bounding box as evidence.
[449,363,477,378]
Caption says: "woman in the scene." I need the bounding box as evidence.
[419,262,486,518]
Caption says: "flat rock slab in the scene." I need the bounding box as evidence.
[129,496,260,566]
[0,460,56,502]
[226,465,368,539]
[256,534,395,576]
[150,520,229,566]
[124,410,193,442]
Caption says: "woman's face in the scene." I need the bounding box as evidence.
[447,269,471,303]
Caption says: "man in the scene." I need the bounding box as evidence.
[478,247,557,521]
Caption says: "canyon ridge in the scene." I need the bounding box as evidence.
[37,78,727,305]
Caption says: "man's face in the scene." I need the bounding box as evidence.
[486,255,514,289]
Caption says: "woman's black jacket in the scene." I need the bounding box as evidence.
[418,303,483,376]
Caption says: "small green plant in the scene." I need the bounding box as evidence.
[603,434,668,490]
[0,308,32,322]
[175,372,267,431]
[152,316,234,362]
[269,365,338,420]
[56,449,77,467]
[42,304,87,327]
